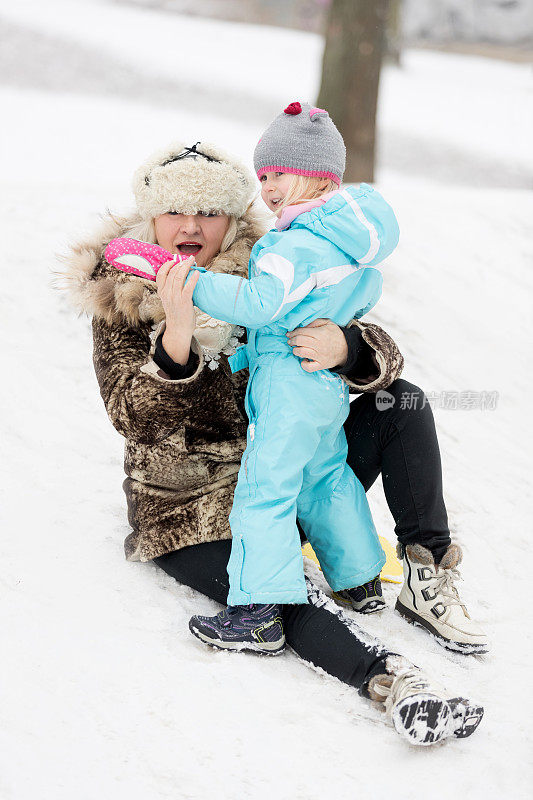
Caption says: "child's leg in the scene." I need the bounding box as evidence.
[226,375,310,605]
[227,358,369,605]
[296,392,385,592]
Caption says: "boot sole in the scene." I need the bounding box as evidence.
[448,697,485,738]
[395,598,489,654]
[392,694,451,746]
[332,592,387,614]
[189,621,286,656]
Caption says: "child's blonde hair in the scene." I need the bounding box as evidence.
[278,174,339,213]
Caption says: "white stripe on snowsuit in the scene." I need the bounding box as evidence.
[339,188,381,264]
[255,253,365,321]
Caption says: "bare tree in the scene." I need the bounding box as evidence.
[385,0,402,65]
[317,0,390,182]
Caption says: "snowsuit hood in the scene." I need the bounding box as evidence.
[278,184,400,266]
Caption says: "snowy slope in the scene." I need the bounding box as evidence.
[1,0,531,185]
[1,2,532,798]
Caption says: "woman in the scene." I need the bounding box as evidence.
[63,140,485,745]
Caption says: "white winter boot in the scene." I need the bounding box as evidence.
[395,543,488,654]
[367,657,484,746]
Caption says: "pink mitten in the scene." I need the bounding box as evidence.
[104,238,191,281]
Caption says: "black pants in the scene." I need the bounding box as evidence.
[345,378,451,563]
[155,378,449,693]
[155,539,391,694]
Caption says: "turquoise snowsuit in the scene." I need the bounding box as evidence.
[189,184,400,604]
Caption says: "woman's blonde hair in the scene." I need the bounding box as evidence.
[277,174,339,212]
[122,214,239,263]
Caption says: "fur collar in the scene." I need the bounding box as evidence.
[59,208,267,327]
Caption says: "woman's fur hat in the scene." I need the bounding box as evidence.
[132,141,257,219]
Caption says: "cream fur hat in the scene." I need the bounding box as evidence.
[132,141,256,220]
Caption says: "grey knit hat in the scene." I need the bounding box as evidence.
[132,141,256,219]
[254,101,346,186]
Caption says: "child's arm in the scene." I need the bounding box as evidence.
[189,187,398,328]
[351,267,383,319]
[189,237,382,329]
[189,239,325,328]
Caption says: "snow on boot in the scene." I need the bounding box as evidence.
[395,543,489,654]
[332,576,387,614]
[367,658,484,745]
[447,696,485,739]
[189,604,285,655]
[368,665,452,746]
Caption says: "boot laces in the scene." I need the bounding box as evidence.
[432,566,468,613]
[373,668,446,718]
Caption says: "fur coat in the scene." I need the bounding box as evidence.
[62,210,403,562]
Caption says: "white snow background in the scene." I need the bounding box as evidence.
[1,1,532,798]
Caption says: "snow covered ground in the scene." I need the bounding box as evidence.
[1,1,532,798]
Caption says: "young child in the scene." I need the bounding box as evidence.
[184,102,400,654]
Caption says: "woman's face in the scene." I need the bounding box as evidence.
[154,212,230,268]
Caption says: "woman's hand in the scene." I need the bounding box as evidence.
[156,256,201,365]
[286,319,348,372]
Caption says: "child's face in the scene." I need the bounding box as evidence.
[260,172,294,215]
[154,212,230,267]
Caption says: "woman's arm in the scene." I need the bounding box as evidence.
[331,324,380,381]
[92,317,245,444]
[153,330,199,379]
[286,318,404,393]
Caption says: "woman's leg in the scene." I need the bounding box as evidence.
[154,542,484,743]
[344,378,488,652]
[154,541,391,694]
[344,378,451,562]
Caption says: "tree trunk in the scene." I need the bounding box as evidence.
[385,0,402,65]
[317,0,390,183]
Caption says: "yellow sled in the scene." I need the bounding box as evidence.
[302,536,403,584]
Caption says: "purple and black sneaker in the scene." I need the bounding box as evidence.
[189,604,285,655]
[332,576,387,614]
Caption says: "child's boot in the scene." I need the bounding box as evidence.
[367,657,484,746]
[333,576,386,614]
[189,603,285,655]
[395,543,489,653]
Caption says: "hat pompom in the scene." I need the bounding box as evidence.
[284,102,302,115]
